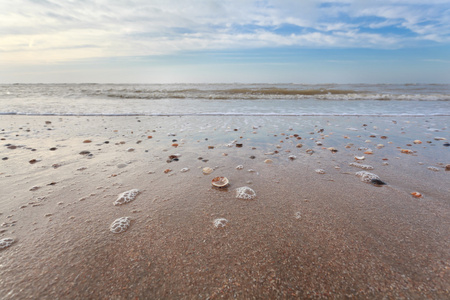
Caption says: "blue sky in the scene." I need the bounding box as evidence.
[1,0,449,83]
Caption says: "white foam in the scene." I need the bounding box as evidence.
[110,217,131,234]
[236,186,256,200]
[0,238,14,250]
[114,189,140,206]
[213,218,228,228]
[356,171,380,183]
[427,166,439,171]
[349,162,374,170]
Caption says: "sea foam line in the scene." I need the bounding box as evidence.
[1,112,449,117]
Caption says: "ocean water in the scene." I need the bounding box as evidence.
[1,83,449,116]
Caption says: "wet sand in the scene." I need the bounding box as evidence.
[0,115,449,299]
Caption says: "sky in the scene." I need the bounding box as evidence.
[1,0,450,84]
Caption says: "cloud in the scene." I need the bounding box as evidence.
[1,0,449,64]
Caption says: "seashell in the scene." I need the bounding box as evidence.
[213,218,228,228]
[400,149,413,154]
[0,238,14,250]
[296,143,303,148]
[114,189,140,206]
[315,169,325,174]
[354,155,365,160]
[126,147,135,152]
[411,192,422,198]
[264,159,273,164]
[288,155,296,160]
[110,217,131,234]
[235,186,256,200]
[236,165,244,170]
[306,149,314,155]
[164,169,172,173]
[413,140,422,144]
[172,143,179,147]
[328,147,338,153]
[202,167,213,175]
[427,166,439,171]
[364,150,373,155]
[180,167,189,173]
[83,139,92,143]
[212,176,229,188]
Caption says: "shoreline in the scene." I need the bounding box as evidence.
[1,115,449,298]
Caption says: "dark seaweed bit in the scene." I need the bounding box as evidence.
[371,179,386,186]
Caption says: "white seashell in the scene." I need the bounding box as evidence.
[211,176,229,187]
[213,218,228,228]
[0,238,14,250]
[180,167,190,173]
[202,167,213,175]
[236,186,256,200]
[315,169,325,174]
[110,217,131,234]
[236,165,244,170]
[354,156,365,160]
[114,189,140,206]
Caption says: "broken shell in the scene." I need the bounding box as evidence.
[202,167,213,175]
[411,192,422,198]
[413,140,422,144]
[306,149,314,155]
[354,156,365,160]
[400,149,413,154]
[211,176,229,188]
[364,150,373,155]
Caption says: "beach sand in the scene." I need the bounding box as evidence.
[0,115,449,299]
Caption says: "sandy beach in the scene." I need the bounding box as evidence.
[0,115,449,299]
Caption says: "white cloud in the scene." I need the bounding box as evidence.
[1,0,449,64]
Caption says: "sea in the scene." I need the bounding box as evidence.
[1,83,449,117]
